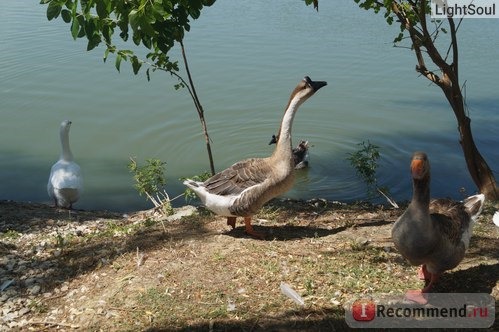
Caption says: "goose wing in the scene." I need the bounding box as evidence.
[204,158,271,196]
[429,198,471,245]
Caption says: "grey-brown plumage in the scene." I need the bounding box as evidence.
[392,151,485,303]
[184,76,327,238]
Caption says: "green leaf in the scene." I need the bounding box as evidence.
[142,35,152,49]
[77,26,86,38]
[115,53,122,72]
[189,8,201,19]
[87,34,101,51]
[64,0,74,10]
[103,48,110,62]
[131,57,142,75]
[47,1,62,20]
[85,19,95,38]
[61,9,71,23]
[71,17,80,40]
[129,9,140,31]
[132,31,142,46]
[96,0,108,19]
[102,25,112,44]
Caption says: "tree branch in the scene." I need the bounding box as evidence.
[390,2,443,87]
[448,17,459,84]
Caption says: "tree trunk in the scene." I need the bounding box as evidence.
[444,88,499,200]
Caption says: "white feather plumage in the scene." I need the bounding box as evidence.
[493,211,499,227]
[47,120,83,208]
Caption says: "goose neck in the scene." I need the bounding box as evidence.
[60,128,73,161]
[410,177,430,210]
[273,98,300,158]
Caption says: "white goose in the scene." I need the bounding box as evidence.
[392,152,485,304]
[47,120,83,209]
[184,76,327,238]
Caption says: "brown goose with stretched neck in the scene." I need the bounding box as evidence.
[392,151,485,304]
[184,76,327,238]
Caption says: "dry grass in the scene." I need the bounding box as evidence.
[1,199,498,331]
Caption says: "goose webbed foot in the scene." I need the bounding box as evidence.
[405,289,429,305]
[244,217,264,240]
[405,272,439,305]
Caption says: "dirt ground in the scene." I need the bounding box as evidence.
[1,198,498,331]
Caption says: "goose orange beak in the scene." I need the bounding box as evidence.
[411,158,425,179]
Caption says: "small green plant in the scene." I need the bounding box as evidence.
[181,171,211,202]
[347,141,398,207]
[347,141,380,198]
[28,299,48,314]
[54,231,66,248]
[304,279,315,296]
[128,157,172,215]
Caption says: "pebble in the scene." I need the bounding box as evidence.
[24,277,37,286]
[28,285,41,295]
[18,307,30,316]
[0,201,141,330]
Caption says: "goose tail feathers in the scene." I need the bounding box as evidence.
[183,179,202,189]
[463,194,485,221]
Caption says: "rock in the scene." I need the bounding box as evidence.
[3,312,17,322]
[6,261,16,271]
[24,278,37,287]
[18,307,30,316]
[354,237,370,246]
[166,205,197,221]
[28,285,41,295]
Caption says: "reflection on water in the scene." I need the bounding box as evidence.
[0,0,497,211]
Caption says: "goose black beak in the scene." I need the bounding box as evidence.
[269,134,278,145]
[304,76,327,91]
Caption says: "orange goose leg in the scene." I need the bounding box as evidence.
[418,264,431,282]
[227,217,236,229]
[405,270,440,305]
[244,217,264,239]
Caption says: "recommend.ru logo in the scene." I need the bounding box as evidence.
[345,293,495,328]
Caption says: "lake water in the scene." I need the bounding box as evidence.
[1,0,498,212]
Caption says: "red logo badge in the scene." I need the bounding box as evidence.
[352,299,376,321]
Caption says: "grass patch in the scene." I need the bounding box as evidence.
[1,229,21,240]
